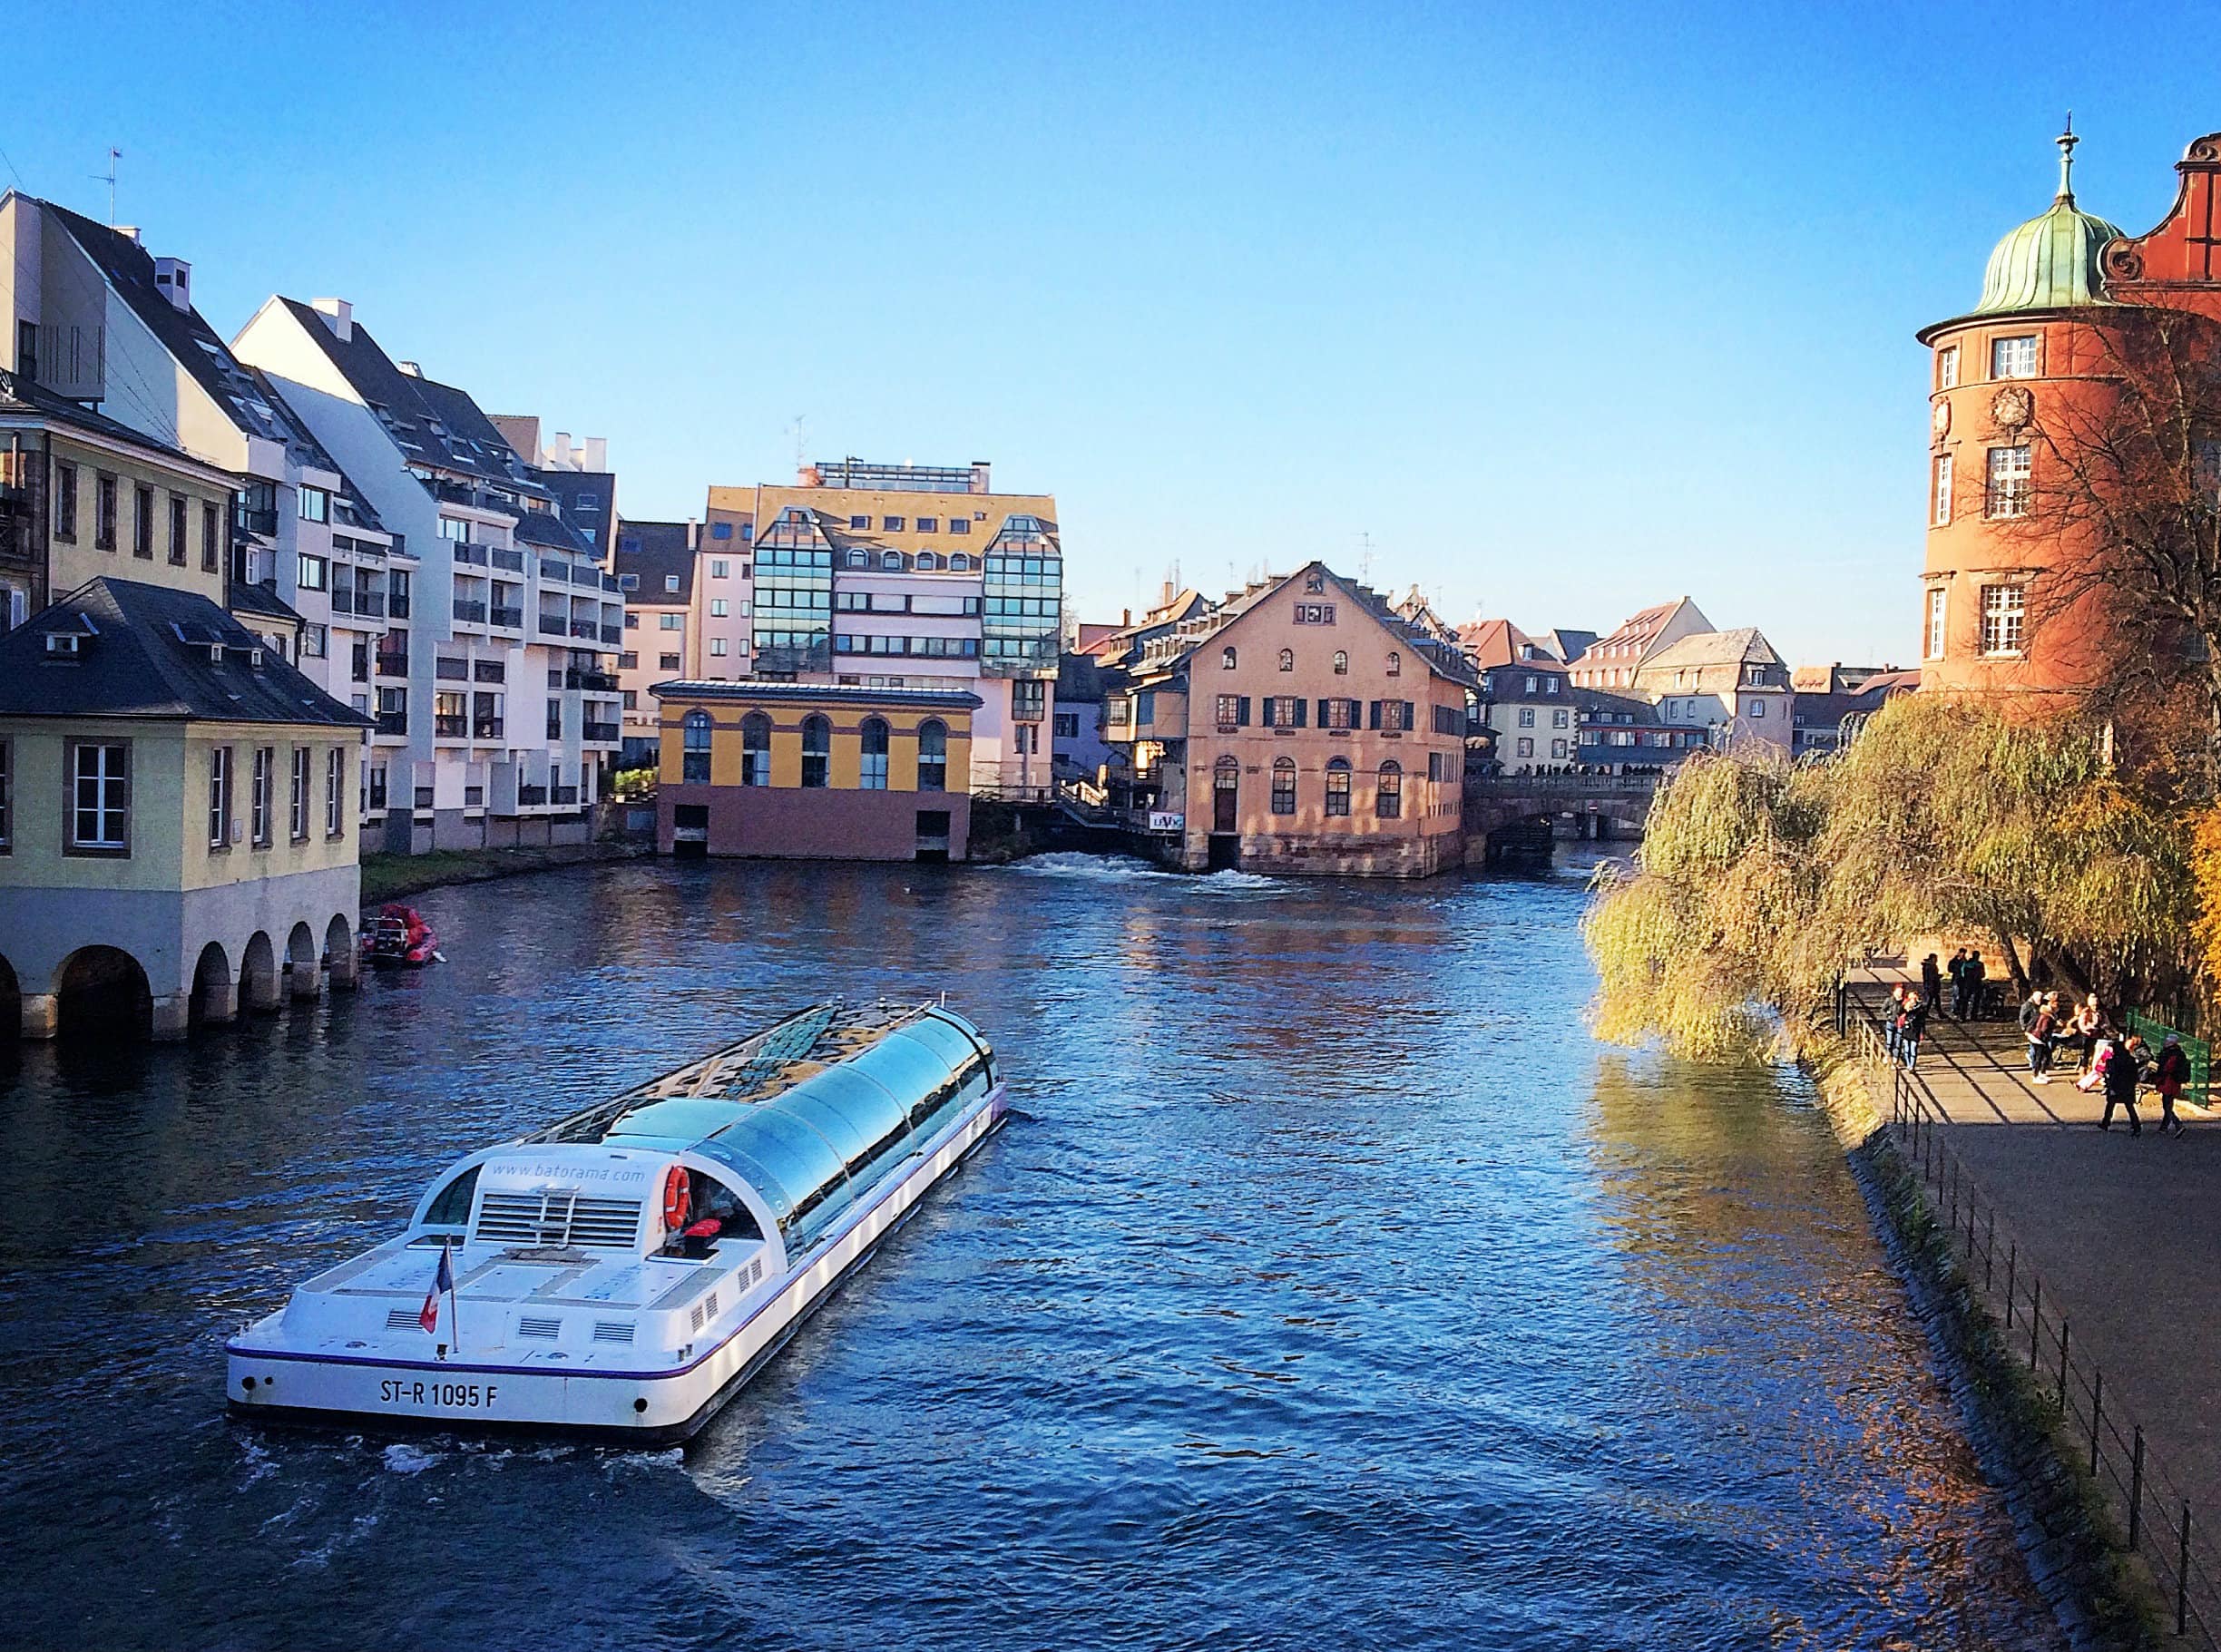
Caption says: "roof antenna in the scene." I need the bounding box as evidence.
[2056,112,2078,204]
[93,147,121,225]
[1355,530,1375,583]
[789,413,807,475]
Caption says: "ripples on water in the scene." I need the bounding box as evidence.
[0,855,2059,1650]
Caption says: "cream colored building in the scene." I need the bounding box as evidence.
[0,579,367,1041]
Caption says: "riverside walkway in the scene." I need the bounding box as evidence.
[1849,967,2221,1633]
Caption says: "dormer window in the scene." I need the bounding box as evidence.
[44,631,82,657]
[883,551,903,571]
[846,550,867,568]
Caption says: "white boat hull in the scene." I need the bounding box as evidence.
[227,1085,1007,1444]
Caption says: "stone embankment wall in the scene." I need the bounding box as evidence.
[1805,1041,2157,1652]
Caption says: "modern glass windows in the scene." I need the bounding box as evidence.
[1926,588,1947,660]
[740,711,772,786]
[208,746,232,848]
[1985,445,2031,519]
[1980,584,2026,656]
[1376,761,1402,819]
[859,718,890,788]
[297,553,328,591]
[1270,757,1296,815]
[660,613,684,630]
[250,747,273,846]
[1324,758,1352,816]
[298,485,329,523]
[800,715,831,787]
[710,599,729,617]
[710,560,729,578]
[68,741,130,853]
[1932,454,1952,526]
[1991,335,2038,379]
[681,709,712,781]
[1938,344,1960,389]
[916,718,948,792]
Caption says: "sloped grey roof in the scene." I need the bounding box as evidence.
[1639,627,1786,673]
[616,521,695,601]
[0,579,370,726]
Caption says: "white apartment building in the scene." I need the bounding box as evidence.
[233,298,622,850]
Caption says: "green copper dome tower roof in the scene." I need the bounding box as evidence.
[1973,122,2124,314]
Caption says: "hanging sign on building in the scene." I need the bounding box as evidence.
[1148,810,1185,833]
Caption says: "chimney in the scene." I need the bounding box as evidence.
[686,517,700,550]
[798,463,821,486]
[310,298,353,342]
[153,257,192,313]
[969,460,992,494]
[115,226,142,246]
[1121,607,1131,626]
[583,436,607,473]
[553,430,572,468]
[396,361,423,377]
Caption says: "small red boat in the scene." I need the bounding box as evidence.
[361,904,439,969]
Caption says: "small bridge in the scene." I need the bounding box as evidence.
[1463,772,1660,860]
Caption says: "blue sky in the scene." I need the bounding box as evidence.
[9,1,2220,664]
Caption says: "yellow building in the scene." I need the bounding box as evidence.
[2,366,238,631]
[650,680,979,861]
[0,579,368,1040]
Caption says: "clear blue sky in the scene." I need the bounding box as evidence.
[9,1,2219,665]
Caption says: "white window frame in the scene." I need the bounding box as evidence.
[251,747,273,846]
[1926,588,1947,660]
[208,745,232,848]
[1991,335,2038,379]
[68,741,130,852]
[1937,345,1960,389]
[290,746,311,840]
[325,747,345,837]
[1932,453,1952,526]
[1980,584,2026,657]
[1986,445,2031,520]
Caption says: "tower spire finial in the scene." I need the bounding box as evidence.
[2057,112,2079,203]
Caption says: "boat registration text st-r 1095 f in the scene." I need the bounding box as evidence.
[227,1002,1005,1442]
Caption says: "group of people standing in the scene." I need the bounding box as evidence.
[1884,983,1933,1070]
[2018,988,2193,1137]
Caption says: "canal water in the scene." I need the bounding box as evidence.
[0,855,2060,1651]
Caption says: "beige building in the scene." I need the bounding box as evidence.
[1629,627,1792,752]
[0,579,368,1041]
[1105,562,1476,875]
[1567,597,1711,690]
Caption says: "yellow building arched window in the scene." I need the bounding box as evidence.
[859,718,890,789]
[740,711,771,787]
[681,709,711,783]
[917,718,948,793]
[800,715,831,788]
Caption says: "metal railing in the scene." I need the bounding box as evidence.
[538,615,566,636]
[490,606,523,630]
[453,600,487,623]
[2127,1010,2210,1109]
[491,547,526,572]
[1853,1004,2221,1646]
[583,722,621,743]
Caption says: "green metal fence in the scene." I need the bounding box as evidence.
[2128,1010,2210,1108]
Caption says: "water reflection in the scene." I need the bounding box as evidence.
[0,856,2057,1650]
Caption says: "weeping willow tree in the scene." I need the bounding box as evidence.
[1583,694,2194,1060]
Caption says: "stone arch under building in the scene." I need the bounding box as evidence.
[323,914,357,990]
[240,932,280,1015]
[284,921,322,1002]
[53,945,154,1041]
[189,941,235,1029]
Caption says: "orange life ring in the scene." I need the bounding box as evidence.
[662,1166,690,1232]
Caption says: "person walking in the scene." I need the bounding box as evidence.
[1921,954,1943,1019]
[1902,991,1931,1071]
[1964,950,1987,1021]
[2155,1033,2192,1137]
[2100,1031,2145,1135]
[2020,987,2051,1080]
[1946,948,1970,1019]
[1886,983,1908,1061]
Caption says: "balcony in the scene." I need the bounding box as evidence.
[453,599,487,624]
[569,620,598,640]
[538,615,566,636]
[451,542,488,567]
[517,783,549,806]
[376,710,409,737]
[376,650,410,678]
[431,478,521,513]
[540,562,572,585]
[491,546,526,572]
[491,605,523,630]
[565,669,618,691]
[599,623,622,644]
[388,594,411,619]
[473,718,504,740]
[435,714,467,739]
[583,721,621,744]
[233,504,279,538]
[552,785,581,806]
[600,572,622,593]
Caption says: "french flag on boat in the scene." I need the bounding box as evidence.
[417,1239,454,1334]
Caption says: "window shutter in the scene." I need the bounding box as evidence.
[1401,700,1414,731]
[1293,698,1306,728]
[1316,699,1330,728]
[1238,696,1251,727]
[1368,699,1381,729]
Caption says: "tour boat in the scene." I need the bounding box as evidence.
[226,1001,1006,1442]
[360,904,439,968]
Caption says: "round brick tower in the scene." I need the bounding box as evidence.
[1916,127,2128,697]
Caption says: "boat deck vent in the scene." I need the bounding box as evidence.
[592,1320,635,1345]
[689,1291,721,1333]
[475,1190,642,1250]
[386,1307,424,1331]
[517,1316,562,1341]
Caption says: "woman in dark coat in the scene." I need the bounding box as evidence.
[2100,1033,2144,1136]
